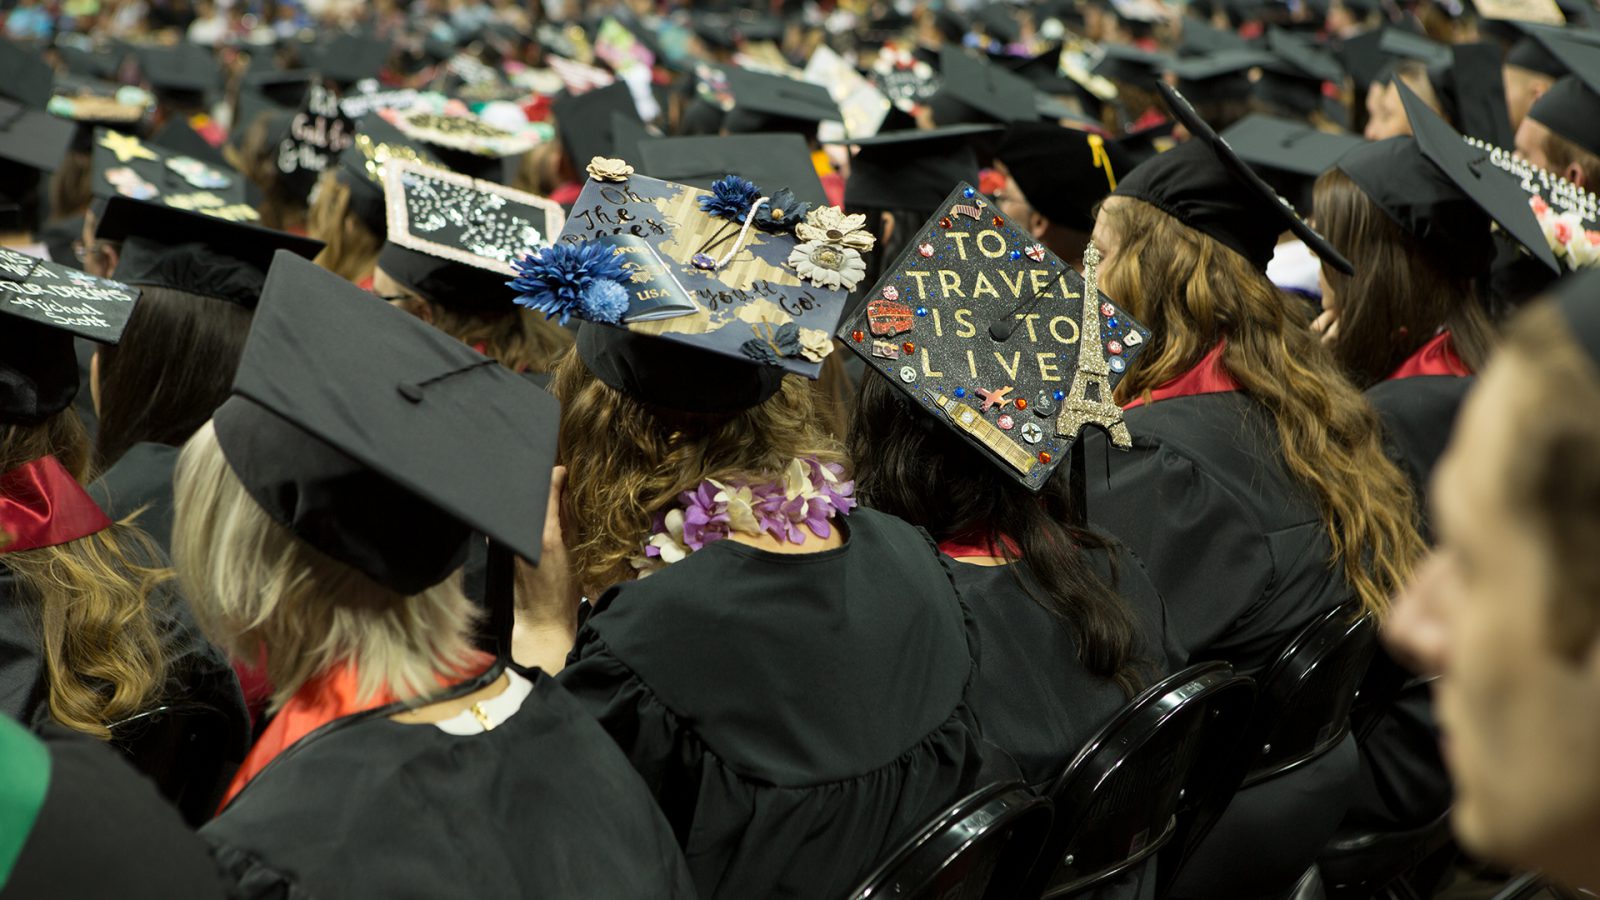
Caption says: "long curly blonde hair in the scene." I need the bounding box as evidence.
[1097,197,1425,619]
[550,348,847,595]
[2,411,168,738]
[308,171,383,284]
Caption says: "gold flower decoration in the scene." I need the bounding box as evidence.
[796,206,875,252]
[586,156,635,182]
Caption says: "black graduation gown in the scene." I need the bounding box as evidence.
[201,670,697,900]
[88,441,181,555]
[557,508,1012,900]
[1081,391,1360,900]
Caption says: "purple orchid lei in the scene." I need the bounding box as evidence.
[631,457,857,576]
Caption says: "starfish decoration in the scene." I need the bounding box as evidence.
[976,385,1013,411]
[99,131,159,163]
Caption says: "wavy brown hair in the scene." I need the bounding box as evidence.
[414,302,574,375]
[1313,167,1496,389]
[308,171,382,283]
[550,348,847,595]
[1097,197,1425,618]
[2,411,168,738]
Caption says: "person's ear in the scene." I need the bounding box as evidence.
[1029,212,1050,240]
[101,242,119,275]
[1564,162,1589,191]
[879,211,896,247]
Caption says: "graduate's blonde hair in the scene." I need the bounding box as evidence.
[172,421,481,712]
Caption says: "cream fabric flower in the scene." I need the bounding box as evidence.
[797,327,833,363]
[586,156,635,182]
[787,240,867,290]
[782,457,815,500]
[1570,230,1600,269]
[712,481,762,535]
[795,206,875,251]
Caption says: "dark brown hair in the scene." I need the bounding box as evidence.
[1313,167,1497,388]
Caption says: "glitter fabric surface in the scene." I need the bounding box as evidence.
[383,159,565,274]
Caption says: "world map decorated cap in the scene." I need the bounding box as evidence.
[513,156,856,414]
[837,182,1150,492]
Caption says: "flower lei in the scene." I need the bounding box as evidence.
[631,457,857,577]
[1531,195,1600,270]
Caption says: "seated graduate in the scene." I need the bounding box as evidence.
[0,253,242,745]
[841,190,1173,793]
[1082,87,1426,900]
[1386,272,1600,893]
[307,117,439,288]
[995,121,1133,273]
[87,195,324,551]
[529,161,1012,900]
[374,160,573,380]
[0,714,229,900]
[1515,50,1600,191]
[179,253,695,899]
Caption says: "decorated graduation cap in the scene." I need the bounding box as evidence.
[722,66,843,136]
[0,40,55,109]
[997,121,1130,233]
[1460,131,1599,271]
[1112,82,1355,275]
[211,252,559,594]
[89,128,259,224]
[336,116,444,237]
[48,83,151,151]
[0,99,75,175]
[0,246,141,422]
[840,124,999,216]
[97,195,325,308]
[392,105,539,183]
[270,80,356,201]
[930,46,1041,126]
[379,159,564,311]
[1526,37,1600,158]
[837,182,1149,491]
[634,133,828,208]
[513,157,854,414]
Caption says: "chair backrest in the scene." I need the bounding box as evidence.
[844,782,1053,900]
[110,702,236,827]
[1025,662,1257,899]
[1242,601,1378,788]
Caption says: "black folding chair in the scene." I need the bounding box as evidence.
[1022,662,1257,899]
[110,702,237,827]
[843,781,1053,900]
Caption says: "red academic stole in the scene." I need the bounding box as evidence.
[0,456,112,554]
[1386,332,1471,381]
[938,533,1022,560]
[1122,341,1244,410]
[219,650,496,812]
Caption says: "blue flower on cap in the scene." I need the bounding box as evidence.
[753,189,810,234]
[509,240,632,325]
[698,174,760,223]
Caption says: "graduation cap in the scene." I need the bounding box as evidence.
[0,720,229,900]
[89,127,258,223]
[1526,36,1600,157]
[137,43,221,104]
[336,116,443,237]
[53,33,123,80]
[1179,17,1251,55]
[1427,42,1515,149]
[305,32,390,87]
[1112,82,1355,275]
[1471,0,1565,24]
[1090,44,1172,92]
[551,83,642,170]
[96,195,324,307]
[634,133,827,208]
[378,159,564,311]
[997,122,1130,233]
[524,165,854,413]
[721,67,843,136]
[838,124,1000,215]
[1172,49,1276,105]
[1265,27,1344,84]
[0,245,141,421]
[149,117,230,170]
[1221,114,1365,214]
[1377,28,1453,69]
[0,99,76,174]
[927,47,1041,127]
[212,251,559,594]
[241,68,314,109]
[0,40,56,109]
[1339,81,1560,275]
[1503,22,1600,77]
[837,182,1150,491]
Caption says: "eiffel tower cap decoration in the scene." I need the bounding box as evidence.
[838,181,1148,492]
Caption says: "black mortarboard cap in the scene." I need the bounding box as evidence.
[975,3,1023,43]
[97,195,324,307]
[1264,27,1345,84]
[337,116,444,237]
[1344,81,1560,274]
[306,33,390,87]
[228,89,291,150]
[1003,45,1081,97]
[1377,27,1453,69]
[840,124,999,214]
[929,47,1041,125]
[0,247,140,421]
[1179,17,1251,55]
[137,43,221,100]
[1527,37,1600,157]
[379,159,564,311]
[149,117,230,170]
[1173,49,1276,104]
[997,122,1131,232]
[0,40,55,109]
[838,182,1149,491]
[1113,118,1177,167]
[1222,114,1365,176]
[1112,82,1355,274]
[53,34,122,80]
[212,252,558,593]
[551,83,642,169]
[241,68,314,109]
[609,111,653,163]
[89,127,258,224]
[1090,44,1172,92]
[634,133,828,208]
[1428,42,1515,148]
[722,67,842,135]
[0,99,74,174]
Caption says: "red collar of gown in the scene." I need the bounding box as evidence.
[0,456,112,554]
[938,532,1022,560]
[1122,341,1244,410]
[1385,331,1471,381]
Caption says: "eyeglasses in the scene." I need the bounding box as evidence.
[72,239,111,263]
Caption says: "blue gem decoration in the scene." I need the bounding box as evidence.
[954,387,967,398]
[962,187,976,199]
[1009,249,1022,260]
[1052,390,1066,401]
[1109,357,1127,373]
[1106,316,1121,330]
[915,306,929,316]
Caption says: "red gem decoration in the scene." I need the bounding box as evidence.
[917,242,935,257]
[1107,340,1124,355]
[997,414,1015,431]
[991,215,1005,228]
[1038,451,1052,464]
[1014,398,1027,410]
[902,341,916,354]
[851,329,864,342]
[882,285,900,301]
[1100,302,1116,317]
[939,217,953,229]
